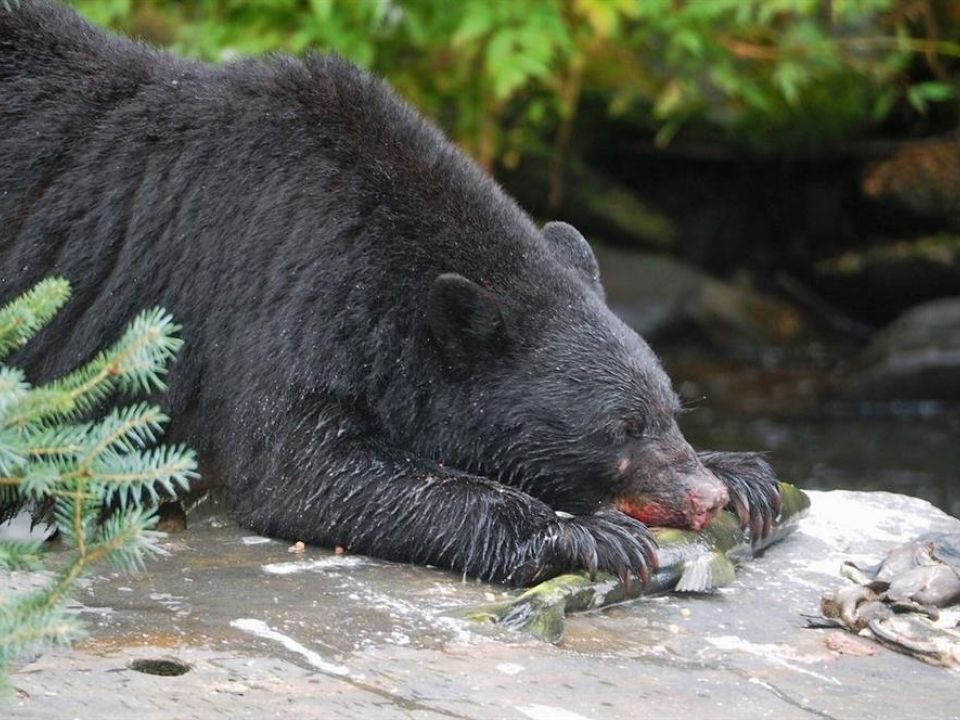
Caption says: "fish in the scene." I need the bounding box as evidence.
[820,532,960,669]
[455,482,811,642]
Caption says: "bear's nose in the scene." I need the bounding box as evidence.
[686,483,729,531]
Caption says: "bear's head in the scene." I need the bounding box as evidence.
[421,221,729,531]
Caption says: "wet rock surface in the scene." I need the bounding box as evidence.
[5,491,960,720]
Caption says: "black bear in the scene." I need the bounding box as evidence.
[0,1,779,585]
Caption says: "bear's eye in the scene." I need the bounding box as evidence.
[623,418,647,439]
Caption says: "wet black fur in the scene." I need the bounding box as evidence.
[1,1,779,585]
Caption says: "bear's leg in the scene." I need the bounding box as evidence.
[697,451,781,541]
[239,438,657,587]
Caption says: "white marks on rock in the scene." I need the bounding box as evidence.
[517,704,595,720]
[705,635,841,686]
[149,592,191,617]
[261,555,372,575]
[257,554,488,650]
[388,630,412,646]
[230,618,352,677]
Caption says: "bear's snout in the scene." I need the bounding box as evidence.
[684,480,729,531]
[614,452,730,531]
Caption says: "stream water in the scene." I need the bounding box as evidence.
[682,407,960,518]
[668,354,960,519]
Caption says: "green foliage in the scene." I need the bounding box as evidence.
[0,278,70,360]
[65,0,960,162]
[0,279,197,694]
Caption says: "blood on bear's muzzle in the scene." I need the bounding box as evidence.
[614,463,729,531]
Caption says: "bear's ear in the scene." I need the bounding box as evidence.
[542,221,604,299]
[427,274,509,361]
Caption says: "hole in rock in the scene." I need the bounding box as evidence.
[128,658,191,676]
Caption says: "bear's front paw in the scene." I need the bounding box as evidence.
[699,451,781,543]
[574,509,660,585]
[514,509,658,587]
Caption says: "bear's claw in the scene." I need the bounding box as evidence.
[543,509,658,588]
[698,451,781,545]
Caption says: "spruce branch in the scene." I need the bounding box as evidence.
[0,278,70,361]
[0,540,43,571]
[0,427,26,477]
[0,612,81,660]
[20,422,92,461]
[16,463,62,502]
[4,308,183,427]
[0,605,83,696]
[78,403,168,467]
[92,444,197,508]
[0,279,195,693]
[0,367,28,421]
[93,507,163,573]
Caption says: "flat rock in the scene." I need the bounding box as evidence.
[5,490,959,720]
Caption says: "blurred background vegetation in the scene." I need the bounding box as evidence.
[71,0,959,164]
[68,1,960,309]
[67,0,960,513]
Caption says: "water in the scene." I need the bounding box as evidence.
[668,354,960,519]
[682,408,960,518]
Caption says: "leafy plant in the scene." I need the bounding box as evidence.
[66,0,960,168]
[0,278,196,694]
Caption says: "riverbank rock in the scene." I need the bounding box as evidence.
[816,235,960,323]
[595,245,806,355]
[844,297,960,402]
[501,157,678,250]
[863,136,960,227]
[4,490,959,719]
